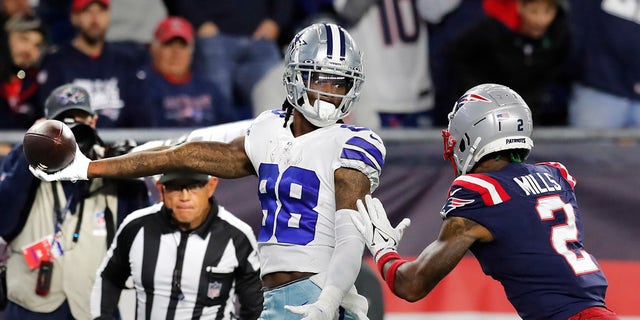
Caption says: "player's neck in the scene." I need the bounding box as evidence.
[473,158,512,174]
[291,110,318,137]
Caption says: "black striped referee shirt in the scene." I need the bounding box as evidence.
[91,199,263,320]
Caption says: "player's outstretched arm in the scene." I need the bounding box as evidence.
[391,217,487,301]
[353,196,490,302]
[89,137,254,179]
[30,136,255,182]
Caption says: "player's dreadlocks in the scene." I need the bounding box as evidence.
[280,98,345,128]
[282,99,294,128]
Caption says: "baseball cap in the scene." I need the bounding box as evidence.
[45,84,94,120]
[72,0,110,12]
[159,172,210,184]
[154,17,194,45]
[4,13,46,36]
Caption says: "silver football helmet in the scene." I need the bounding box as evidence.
[442,83,534,175]
[283,23,364,127]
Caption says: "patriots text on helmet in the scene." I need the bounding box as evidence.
[505,138,527,144]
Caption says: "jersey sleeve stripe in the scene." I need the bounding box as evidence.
[344,137,384,168]
[454,175,510,205]
[538,161,577,188]
[341,149,379,170]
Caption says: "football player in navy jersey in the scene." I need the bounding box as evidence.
[351,83,618,320]
[31,23,382,320]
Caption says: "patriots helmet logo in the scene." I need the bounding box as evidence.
[453,93,491,114]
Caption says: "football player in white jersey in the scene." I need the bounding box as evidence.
[30,23,385,320]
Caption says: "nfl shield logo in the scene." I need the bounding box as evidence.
[207,281,222,299]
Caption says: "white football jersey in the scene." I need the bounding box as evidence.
[335,0,434,129]
[244,110,386,276]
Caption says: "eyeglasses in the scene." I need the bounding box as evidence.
[163,181,207,193]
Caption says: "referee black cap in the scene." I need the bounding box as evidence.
[159,172,210,184]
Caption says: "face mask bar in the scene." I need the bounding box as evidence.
[297,70,355,111]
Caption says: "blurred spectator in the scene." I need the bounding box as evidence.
[334,0,461,129]
[428,0,485,126]
[0,14,46,129]
[37,0,146,128]
[447,0,572,126]
[121,16,235,127]
[567,0,640,128]
[106,0,166,44]
[0,0,34,81]
[0,84,149,320]
[166,0,294,120]
[34,0,75,47]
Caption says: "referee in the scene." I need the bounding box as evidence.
[91,172,262,319]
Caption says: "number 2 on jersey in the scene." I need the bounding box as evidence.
[257,164,319,245]
[536,195,599,275]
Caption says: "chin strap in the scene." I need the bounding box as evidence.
[459,137,481,175]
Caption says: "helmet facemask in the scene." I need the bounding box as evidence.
[283,23,364,127]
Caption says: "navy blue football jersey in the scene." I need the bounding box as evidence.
[441,162,608,320]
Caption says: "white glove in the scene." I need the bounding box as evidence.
[284,286,342,320]
[352,195,411,262]
[29,144,90,182]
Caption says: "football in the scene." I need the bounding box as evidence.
[23,119,76,173]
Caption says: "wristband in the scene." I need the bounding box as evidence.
[385,259,408,293]
[376,251,401,275]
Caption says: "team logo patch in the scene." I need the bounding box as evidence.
[287,33,307,57]
[56,87,88,105]
[207,281,222,299]
[453,93,491,113]
[441,196,474,216]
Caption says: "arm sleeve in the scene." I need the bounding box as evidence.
[321,209,366,301]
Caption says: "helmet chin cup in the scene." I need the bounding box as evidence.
[300,99,339,127]
[316,100,339,121]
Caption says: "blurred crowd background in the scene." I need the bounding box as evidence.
[1,0,640,145]
[1,1,640,318]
